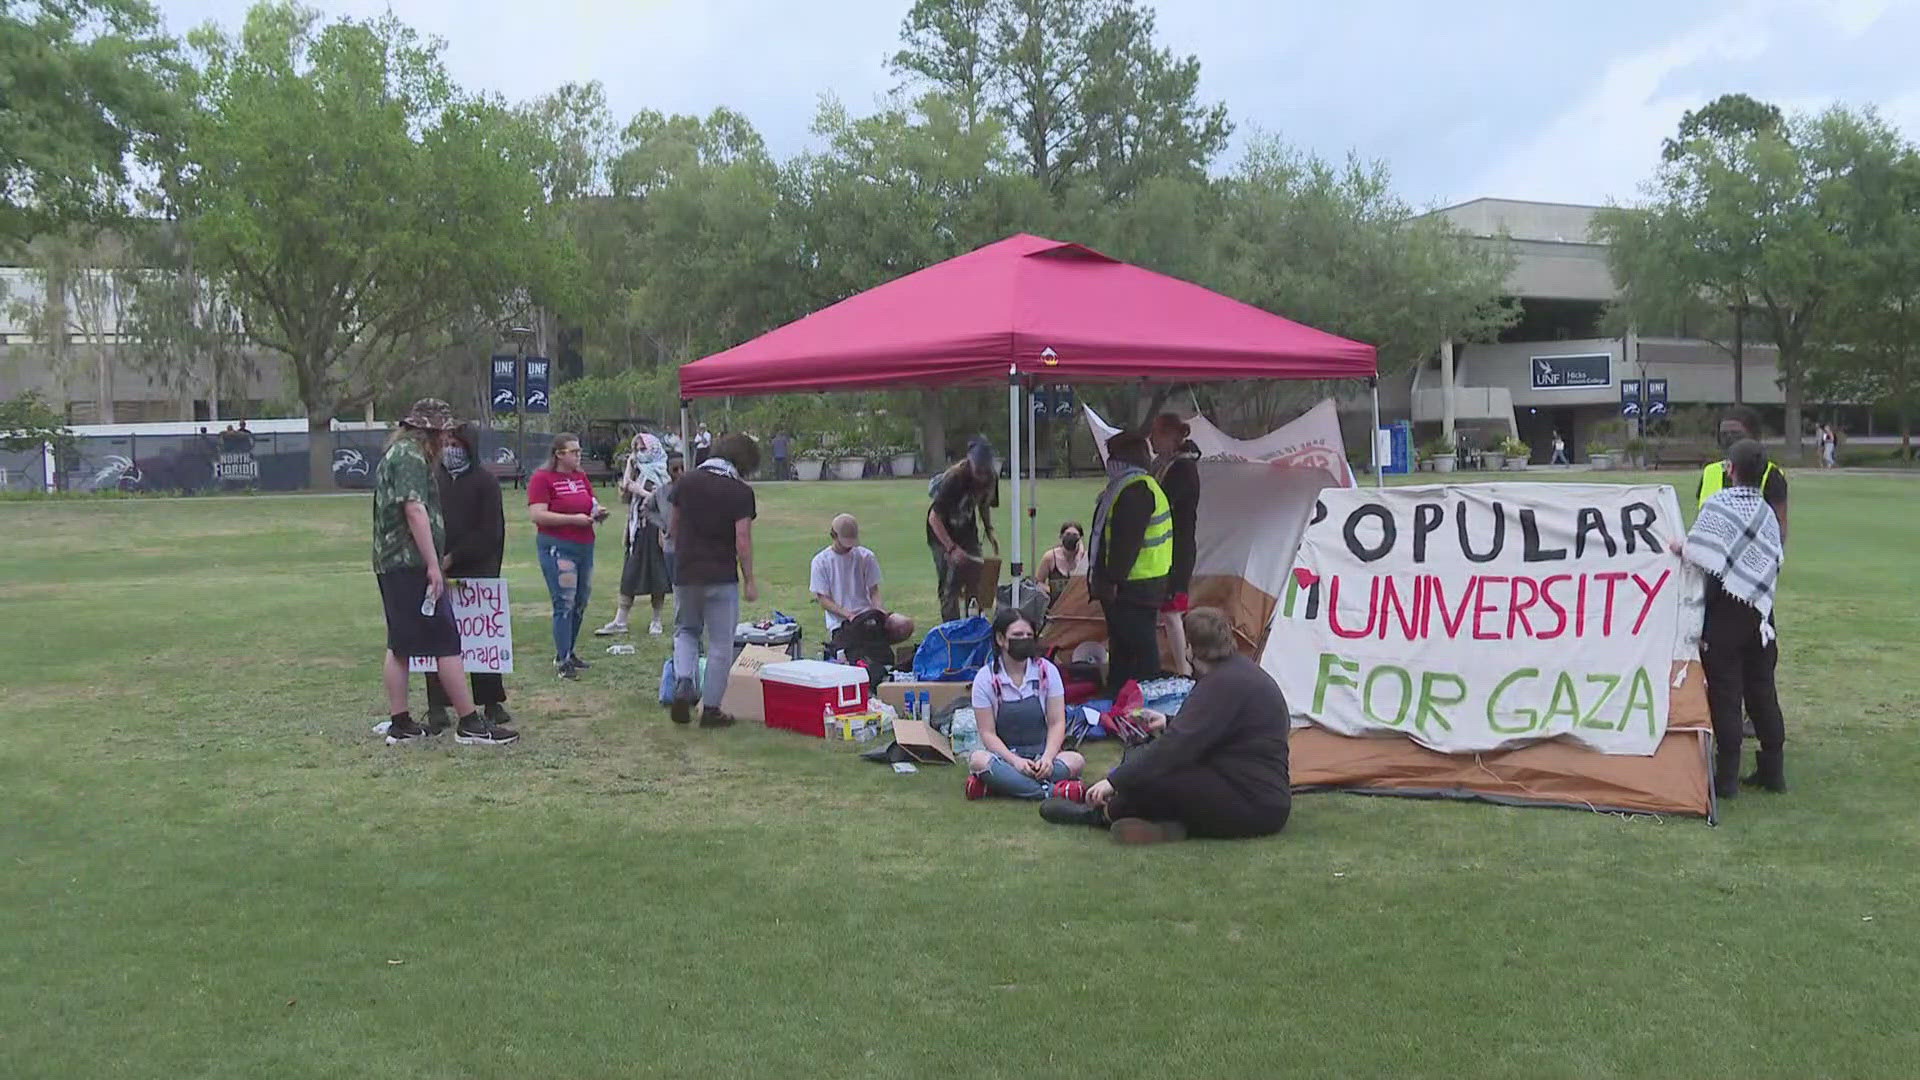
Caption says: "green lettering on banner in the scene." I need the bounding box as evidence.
[1314,654,1360,712]
[1362,665,1413,727]
[1580,674,1622,730]
[1544,673,1582,731]
[1414,672,1464,735]
[1623,667,1658,735]
[1487,669,1539,734]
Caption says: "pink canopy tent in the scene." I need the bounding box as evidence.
[674,233,1381,574]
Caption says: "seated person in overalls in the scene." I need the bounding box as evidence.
[963,609,1087,802]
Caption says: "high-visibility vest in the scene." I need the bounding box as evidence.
[1104,473,1174,581]
[1698,460,1781,507]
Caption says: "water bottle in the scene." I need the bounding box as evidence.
[419,587,437,617]
[919,691,931,725]
[823,702,836,739]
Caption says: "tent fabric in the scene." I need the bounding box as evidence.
[678,234,1378,397]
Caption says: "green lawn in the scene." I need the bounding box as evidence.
[3,471,1918,1079]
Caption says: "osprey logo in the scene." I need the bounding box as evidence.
[90,455,143,490]
[493,388,517,408]
[332,448,369,477]
[493,447,517,465]
[1534,359,1559,386]
[526,389,548,408]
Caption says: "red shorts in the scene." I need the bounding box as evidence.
[1160,592,1190,615]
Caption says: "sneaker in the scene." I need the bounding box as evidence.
[1049,779,1087,803]
[483,702,515,726]
[1038,797,1103,827]
[557,659,579,681]
[698,706,736,729]
[647,620,663,636]
[1109,817,1188,845]
[384,716,435,746]
[593,621,629,636]
[455,717,520,745]
[424,707,452,735]
[567,654,591,670]
[964,772,988,801]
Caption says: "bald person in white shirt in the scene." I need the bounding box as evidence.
[810,514,914,643]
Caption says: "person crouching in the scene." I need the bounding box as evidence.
[1040,607,1289,843]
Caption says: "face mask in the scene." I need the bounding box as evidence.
[1005,638,1037,661]
[1718,428,1743,451]
[1061,533,1081,552]
[442,445,470,476]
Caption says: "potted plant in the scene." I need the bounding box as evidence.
[883,444,919,477]
[1482,443,1506,472]
[1424,438,1457,474]
[831,436,868,481]
[1586,442,1613,471]
[1499,436,1531,469]
[795,444,831,481]
[1623,436,1648,470]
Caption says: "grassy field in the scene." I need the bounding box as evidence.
[3,470,1918,1079]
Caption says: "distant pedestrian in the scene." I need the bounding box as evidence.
[771,431,791,480]
[694,423,713,463]
[1550,432,1569,465]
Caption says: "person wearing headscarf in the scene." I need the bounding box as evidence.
[1671,438,1789,798]
[420,424,513,733]
[597,432,675,637]
[925,435,1000,623]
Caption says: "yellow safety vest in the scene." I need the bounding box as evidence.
[1104,473,1174,581]
[1698,460,1781,507]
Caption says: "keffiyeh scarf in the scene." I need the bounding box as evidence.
[622,434,671,543]
[1684,486,1784,644]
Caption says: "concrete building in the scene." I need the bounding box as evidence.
[1390,198,1786,461]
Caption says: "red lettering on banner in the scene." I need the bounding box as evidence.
[1630,570,1672,634]
[1430,576,1476,638]
[1506,576,1542,639]
[1328,575,1380,639]
[1471,576,1506,640]
[1379,576,1422,640]
[1594,571,1628,636]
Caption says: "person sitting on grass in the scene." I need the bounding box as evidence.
[963,608,1087,802]
[809,513,913,644]
[1669,438,1788,799]
[1040,607,1288,843]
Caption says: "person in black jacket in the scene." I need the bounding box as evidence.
[1150,413,1201,677]
[421,426,513,732]
[1040,607,1290,844]
[1089,432,1169,695]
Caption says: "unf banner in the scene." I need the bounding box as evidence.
[1265,483,1701,756]
[490,356,518,413]
[524,357,551,414]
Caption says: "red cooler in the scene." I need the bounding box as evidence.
[759,660,870,736]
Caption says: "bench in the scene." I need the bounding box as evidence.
[485,461,526,488]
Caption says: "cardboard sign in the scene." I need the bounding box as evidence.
[892,717,955,764]
[409,578,513,673]
[1265,484,1701,756]
[721,644,791,725]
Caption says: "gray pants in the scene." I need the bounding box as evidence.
[673,582,740,709]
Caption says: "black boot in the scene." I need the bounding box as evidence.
[1714,748,1742,801]
[1743,749,1787,793]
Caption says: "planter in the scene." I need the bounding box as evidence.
[889,453,919,477]
[832,457,867,481]
[1482,452,1506,472]
[1432,453,1457,474]
[1589,453,1613,471]
[794,458,826,481]
[1505,456,1529,471]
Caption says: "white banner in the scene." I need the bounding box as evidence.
[1265,483,1700,756]
[409,577,514,673]
[1084,398,1355,487]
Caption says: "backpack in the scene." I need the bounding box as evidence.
[911,615,994,682]
[830,609,896,690]
[995,577,1048,630]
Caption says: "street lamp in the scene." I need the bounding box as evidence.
[507,325,535,469]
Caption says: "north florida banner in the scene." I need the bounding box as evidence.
[1265,483,1699,756]
[409,578,514,674]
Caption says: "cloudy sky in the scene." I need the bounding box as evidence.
[153,0,1920,209]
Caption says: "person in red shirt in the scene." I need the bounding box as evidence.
[528,433,608,679]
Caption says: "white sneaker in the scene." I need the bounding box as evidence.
[593,621,629,636]
[647,620,664,635]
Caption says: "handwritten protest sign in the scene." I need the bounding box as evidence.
[1264,483,1700,756]
[408,578,513,674]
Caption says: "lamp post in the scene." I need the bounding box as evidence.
[508,325,534,468]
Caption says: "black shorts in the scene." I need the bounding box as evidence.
[377,567,462,658]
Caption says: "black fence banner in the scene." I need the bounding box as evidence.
[524,357,550,414]
[490,355,518,414]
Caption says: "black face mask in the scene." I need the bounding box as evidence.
[1005,638,1037,661]
[1061,533,1081,553]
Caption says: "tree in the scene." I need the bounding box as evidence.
[0,0,186,247]
[115,227,255,420]
[5,232,139,421]
[891,0,1229,201]
[0,389,74,458]
[169,2,559,486]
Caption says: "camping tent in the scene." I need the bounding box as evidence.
[1044,406,1716,820]
[676,233,1379,574]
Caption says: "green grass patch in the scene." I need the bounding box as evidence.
[4,473,1919,1078]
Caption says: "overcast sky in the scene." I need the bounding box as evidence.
[153,0,1920,209]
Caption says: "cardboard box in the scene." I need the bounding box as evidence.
[720,644,792,725]
[875,680,973,718]
[892,717,954,764]
[969,557,1002,611]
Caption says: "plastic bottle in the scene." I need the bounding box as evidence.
[419,588,437,617]
[823,702,837,739]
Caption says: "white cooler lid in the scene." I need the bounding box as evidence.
[759,659,868,690]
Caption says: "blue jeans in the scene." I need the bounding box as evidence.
[978,743,1072,800]
[536,534,595,663]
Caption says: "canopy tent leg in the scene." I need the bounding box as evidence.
[1008,367,1023,580]
[1370,377,1383,489]
[679,399,690,461]
[1027,378,1038,578]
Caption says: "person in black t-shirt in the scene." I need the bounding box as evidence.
[668,434,760,728]
[925,436,999,622]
